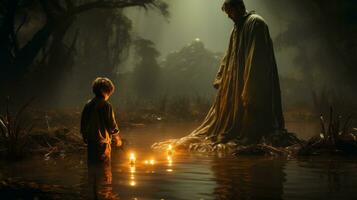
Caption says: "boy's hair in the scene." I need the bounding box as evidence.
[222,0,246,12]
[92,77,115,97]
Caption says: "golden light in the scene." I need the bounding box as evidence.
[130,166,136,173]
[166,169,173,172]
[129,152,136,165]
[167,156,173,167]
[130,180,136,186]
[167,144,173,156]
[149,159,155,165]
[144,160,149,164]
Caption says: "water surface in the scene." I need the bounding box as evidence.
[1,123,357,200]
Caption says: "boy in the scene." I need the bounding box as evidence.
[80,77,122,163]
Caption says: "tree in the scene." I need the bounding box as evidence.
[162,38,221,96]
[273,0,357,100]
[132,38,161,98]
[0,0,169,79]
[0,0,169,105]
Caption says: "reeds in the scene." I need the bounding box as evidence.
[0,97,34,159]
[299,107,357,155]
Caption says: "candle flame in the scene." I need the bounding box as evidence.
[129,152,136,160]
[129,152,136,165]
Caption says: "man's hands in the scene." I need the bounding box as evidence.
[113,134,122,147]
[213,79,221,89]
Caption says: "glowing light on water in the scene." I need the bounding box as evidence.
[167,144,173,156]
[130,180,136,186]
[129,152,136,165]
[149,159,155,165]
[129,161,136,186]
[130,166,136,173]
[167,156,173,167]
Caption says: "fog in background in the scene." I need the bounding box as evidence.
[2,0,357,116]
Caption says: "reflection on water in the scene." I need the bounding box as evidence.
[212,157,286,200]
[83,162,119,200]
[1,123,357,200]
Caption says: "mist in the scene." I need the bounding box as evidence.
[1,0,356,116]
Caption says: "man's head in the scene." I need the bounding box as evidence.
[222,0,247,21]
[92,77,115,100]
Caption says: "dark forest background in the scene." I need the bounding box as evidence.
[0,0,356,119]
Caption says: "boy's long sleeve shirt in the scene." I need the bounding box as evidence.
[80,96,119,145]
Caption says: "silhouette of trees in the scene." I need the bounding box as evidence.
[0,0,168,79]
[132,38,161,98]
[161,39,221,96]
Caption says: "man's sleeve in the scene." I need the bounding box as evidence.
[104,103,119,135]
[213,53,228,89]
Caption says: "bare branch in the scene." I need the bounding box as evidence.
[71,0,169,17]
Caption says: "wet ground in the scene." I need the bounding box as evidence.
[1,122,357,200]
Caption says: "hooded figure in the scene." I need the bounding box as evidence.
[175,0,285,146]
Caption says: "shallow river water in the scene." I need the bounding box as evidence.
[1,123,357,200]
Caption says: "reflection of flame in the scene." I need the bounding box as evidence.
[130,166,136,173]
[166,169,173,172]
[167,145,173,156]
[167,156,173,167]
[149,159,155,165]
[130,180,136,186]
[129,164,136,186]
[144,160,149,164]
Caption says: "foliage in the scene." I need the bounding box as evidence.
[299,107,357,155]
[161,39,222,97]
[117,95,211,123]
[132,38,161,98]
[274,0,357,100]
[0,0,169,105]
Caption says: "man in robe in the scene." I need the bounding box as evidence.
[154,0,287,150]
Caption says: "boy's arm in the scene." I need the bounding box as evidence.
[104,103,122,146]
[104,102,120,135]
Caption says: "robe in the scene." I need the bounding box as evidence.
[180,12,285,145]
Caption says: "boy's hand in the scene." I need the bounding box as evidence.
[113,134,122,147]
